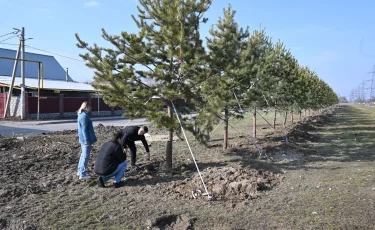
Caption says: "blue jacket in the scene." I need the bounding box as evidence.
[77,111,97,145]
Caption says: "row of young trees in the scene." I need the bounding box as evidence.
[76,0,338,169]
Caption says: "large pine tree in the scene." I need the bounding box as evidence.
[202,4,249,149]
[76,0,211,169]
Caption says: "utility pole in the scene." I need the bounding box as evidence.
[370,66,375,101]
[361,81,366,102]
[4,41,21,118]
[356,86,361,103]
[20,27,26,120]
[349,90,354,102]
[356,86,361,102]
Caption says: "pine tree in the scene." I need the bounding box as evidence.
[202,4,249,149]
[75,0,211,169]
[295,66,313,119]
[239,29,272,137]
[263,41,287,128]
[281,52,299,125]
[265,44,299,126]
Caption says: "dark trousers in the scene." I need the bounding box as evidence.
[125,140,137,166]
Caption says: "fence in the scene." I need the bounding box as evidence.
[0,93,5,117]
[1,93,185,119]
[1,94,124,119]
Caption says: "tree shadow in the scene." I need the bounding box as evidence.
[123,174,185,187]
[121,161,228,187]
[222,105,375,173]
[119,105,375,187]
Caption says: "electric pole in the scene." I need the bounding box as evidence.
[361,81,366,102]
[370,65,375,101]
[4,41,21,118]
[356,86,361,102]
[20,27,25,120]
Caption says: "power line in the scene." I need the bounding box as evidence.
[0,42,19,46]
[25,45,85,62]
[0,31,16,38]
[0,35,18,43]
[0,42,20,74]
[0,43,85,62]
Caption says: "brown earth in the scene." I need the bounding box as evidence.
[1,105,374,229]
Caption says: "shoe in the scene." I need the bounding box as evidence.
[77,172,80,177]
[79,175,91,180]
[97,176,105,188]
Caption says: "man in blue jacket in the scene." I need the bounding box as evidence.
[95,130,127,188]
[121,126,150,167]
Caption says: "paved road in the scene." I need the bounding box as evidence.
[0,116,149,136]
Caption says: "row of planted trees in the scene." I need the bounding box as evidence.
[76,0,338,169]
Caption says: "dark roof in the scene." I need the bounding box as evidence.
[0,48,74,81]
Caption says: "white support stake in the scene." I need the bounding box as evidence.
[171,101,214,200]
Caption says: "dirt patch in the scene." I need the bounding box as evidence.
[169,164,281,201]
[0,134,79,204]
[267,151,304,162]
[94,124,120,135]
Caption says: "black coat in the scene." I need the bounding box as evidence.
[121,126,149,152]
[95,141,126,176]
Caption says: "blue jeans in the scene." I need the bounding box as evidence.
[77,144,92,177]
[102,161,128,183]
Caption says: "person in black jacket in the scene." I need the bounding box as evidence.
[95,130,128,188]
[121,126,150,167]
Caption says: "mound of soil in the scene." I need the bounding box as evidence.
[94,124,121,136]
[168,164,282,201]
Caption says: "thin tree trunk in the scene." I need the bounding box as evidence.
[299,111,302,120]
[273,109,277,129]
[223,107,228,149]
[166,105,173,169]
[304,110,306,117]
[283,111,288,126]
[291,111,294,124]
[309,109,311,116]
[253,107,257,138]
